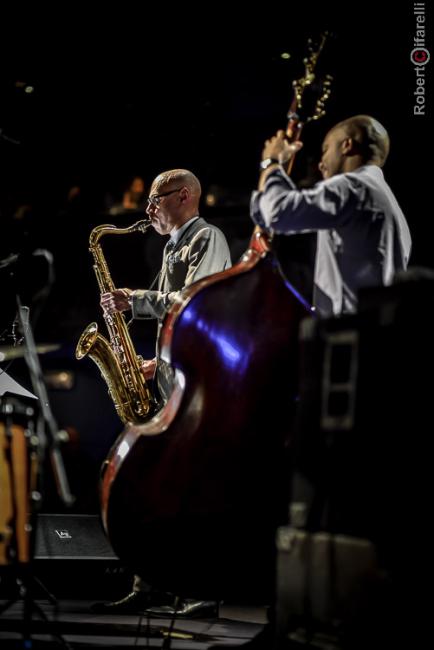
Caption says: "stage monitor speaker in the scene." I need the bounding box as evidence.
[33,514,133,599]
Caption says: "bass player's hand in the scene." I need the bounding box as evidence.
[262,130,303,164]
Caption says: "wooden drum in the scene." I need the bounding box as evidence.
[0,399,37,565]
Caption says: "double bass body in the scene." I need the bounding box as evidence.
[101,230,309,599]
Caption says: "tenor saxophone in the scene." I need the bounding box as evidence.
[75,219,154,424]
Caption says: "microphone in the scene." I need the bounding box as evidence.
[0,128,21,146]
[0,249,53,272]
[2,248,55,307]
[0,253,19,269]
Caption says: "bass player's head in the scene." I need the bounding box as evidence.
[319,115,390,180]
[146,169,201,236]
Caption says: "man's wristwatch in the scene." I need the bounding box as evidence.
[260,158,279,171]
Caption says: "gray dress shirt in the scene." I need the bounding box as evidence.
[130,216,231,401]
[251,165,412,316]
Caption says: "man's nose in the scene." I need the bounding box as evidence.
[146,202,154,216]
[318,160,325,174]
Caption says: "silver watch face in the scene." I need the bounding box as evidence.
[260,158,277,170]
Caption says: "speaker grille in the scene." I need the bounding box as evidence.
[34,514,118,560]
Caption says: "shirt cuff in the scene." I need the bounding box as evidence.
[250,191,267,227]
[130,290,140,319]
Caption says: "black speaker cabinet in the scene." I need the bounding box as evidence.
[292,276,434,550]
[33,514,133,599]
[277,275,434,647]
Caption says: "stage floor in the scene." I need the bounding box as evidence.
[0,599,268,649]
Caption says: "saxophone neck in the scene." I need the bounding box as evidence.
[89,219,152,249]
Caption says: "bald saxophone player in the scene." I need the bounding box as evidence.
[95,169,231,618]
[101,168,231,403]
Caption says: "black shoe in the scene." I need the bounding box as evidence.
[145,598,219,619]
[91,591,170,615]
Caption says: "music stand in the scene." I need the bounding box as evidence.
[0,369,38,401]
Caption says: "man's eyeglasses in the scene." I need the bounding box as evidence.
[146,187,183,207]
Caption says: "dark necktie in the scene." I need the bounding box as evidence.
[165,239,176,273]
[165,239,176,256]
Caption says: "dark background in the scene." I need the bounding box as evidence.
[1,6,432,283]
[1,4,432,511]
[1,5,431,259]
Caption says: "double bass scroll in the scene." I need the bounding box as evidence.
[285,32,333,173]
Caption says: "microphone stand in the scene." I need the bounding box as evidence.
[17,297,74,507]
[20,297,74,648]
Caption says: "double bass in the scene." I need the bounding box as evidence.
[100,37,333,600]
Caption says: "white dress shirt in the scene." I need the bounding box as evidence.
[251,165,412,316]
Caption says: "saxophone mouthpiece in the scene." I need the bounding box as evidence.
[138,219,152,233]
[127,218,152,234]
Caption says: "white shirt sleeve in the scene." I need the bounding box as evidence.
[251,168,362,233]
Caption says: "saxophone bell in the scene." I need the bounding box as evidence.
[75,322,98,359]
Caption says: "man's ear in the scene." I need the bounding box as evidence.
[341,137,354,155]
[179,186,189,203]
[342,136,365,157]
